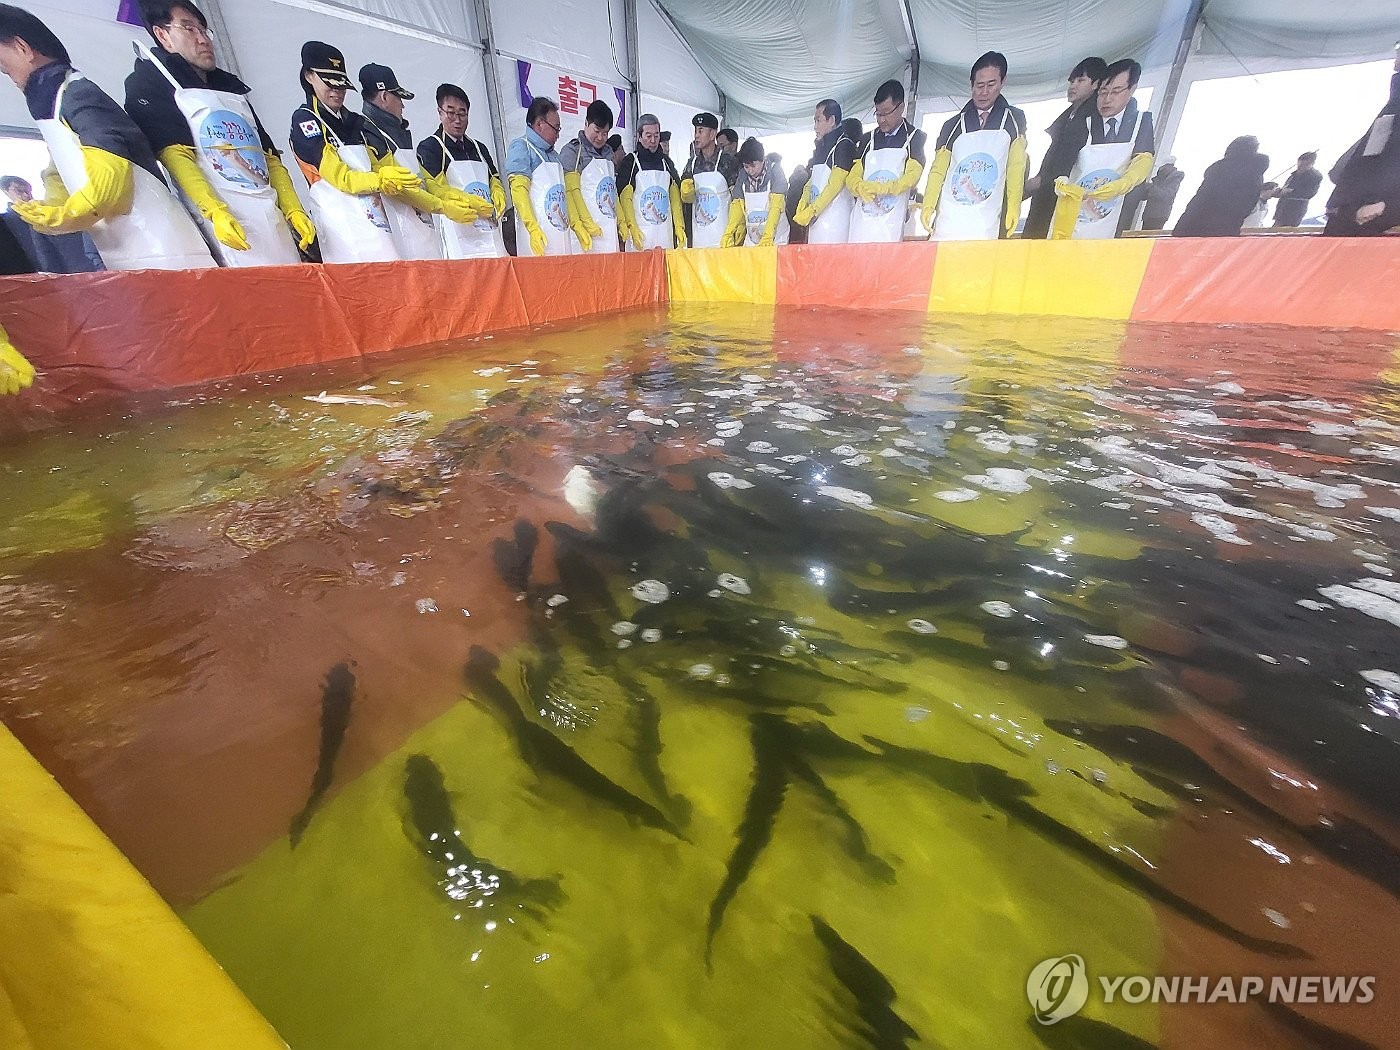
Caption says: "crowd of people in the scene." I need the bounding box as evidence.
[0,1,1398,393]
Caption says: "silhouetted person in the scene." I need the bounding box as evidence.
[1173,135,1268,238]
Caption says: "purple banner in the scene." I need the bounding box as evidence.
[116,0,142,26]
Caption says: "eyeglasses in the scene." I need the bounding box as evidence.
[543,119,561,133]
[164,20,213,40]
[440,107,468,120]
[873,104,901,119]
[1098,85,1131,98]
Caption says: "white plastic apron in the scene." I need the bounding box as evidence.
[744,188,789,246]
[569,156,619,254]
[1067,112,1138,240]
[37,72,213,271]
[305,111,399,264]
[848,144,910,243]
[379,145,442,260]
[806,148,852,244]
[632,168,674,251]
[143,46,298,266]
[932,109,1011,241]
[515,141,570,256]
[689,169,729,248]
[434,139,505,259]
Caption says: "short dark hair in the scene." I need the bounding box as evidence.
[717,127,738,146]
[971,51,1007,82]
[436,84,468,110]
[738,137,765,164]
[607,133,622,151]
[585,99,613,129]
[139,0,205,35]
[1103,58,1142,88]
[816,98,841,122]
[874,79,904,107]
[1069,56,1108,83]
[1299,151,1317,164]
[0,174,30,193]
[0,4,69,64]
[525,96,558,127]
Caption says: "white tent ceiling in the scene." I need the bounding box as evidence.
[653,0,1400,126]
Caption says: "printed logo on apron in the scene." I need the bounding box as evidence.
[544,183,569,231]
[639,185,669,224]
[596,175,617,218]
[858,167,899,216]
[198,110,268,188]
[1066,110,1142,240]
[435,142,506,259]
[950,152,999,204]
[695,187,722,226]
[1076,168,1121,222]
[465,179,494,228]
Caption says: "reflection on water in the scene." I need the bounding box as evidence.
[2,305,1399,1049]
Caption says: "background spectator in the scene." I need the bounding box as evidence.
[1173,135,1268,237]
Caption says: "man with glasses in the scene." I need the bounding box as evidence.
[504,96,569,256]
[0,3,213,269]
[1050,58,1155,239]
[416,83,504,258]
[848,79,926,242]
[1023,56,1106,239]
[124,0,313,265]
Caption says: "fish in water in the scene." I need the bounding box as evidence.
[465,647,684,839]
[303,391,404,408]
[401,753,562,917]
[289,661,357,848]
[491,519,539,594]
[811,916,920,1050]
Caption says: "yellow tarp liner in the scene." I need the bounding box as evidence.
[0,725,285,1050]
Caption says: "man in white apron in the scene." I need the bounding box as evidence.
[417,84,506,260]
[848,79,927,244]
[559,99,619,254]
[1051,58,1155,240]
[288,41,421,264]
[503,96,570,257]
[1,5,213,269]
[357,61,482,261]
[1023,56,1107,239]
[921,51,1028,241]
[617,113,685,251]
[124,0,313,267]
[792,100,857,244]
[680,111,739,249]
[734,137,788,247]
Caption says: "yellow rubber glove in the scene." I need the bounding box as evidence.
[1004,135,1028,236]
[369,152,430,204]
[806,165,850,220]
[722,197,745,246]
[679,177,695,204]
[1084,151,1154,202]
[1049,177,1085,240]
[14,146,133,233]
[758,192,783,245]
[509,173,547,256]
[865,156,923,198]
[920,147,952,231]
[669,181,686,248]
[563,169,601,251]
[792,181,815,226]
[317,144,386,196]
[267,153,316,249]
[39,163,67,206]
[158,144,248,251]
[439,195,482,225]
[0,326,35,396]
[423,174,491,222]
[618,184,644,250]
[490,174,506,218]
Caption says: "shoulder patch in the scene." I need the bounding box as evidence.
[299,120,321,138]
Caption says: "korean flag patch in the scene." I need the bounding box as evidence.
[300,120,321,138]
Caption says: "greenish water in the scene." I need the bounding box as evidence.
[2,305,1398,1048]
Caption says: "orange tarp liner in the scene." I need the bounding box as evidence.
[777,242,937,312]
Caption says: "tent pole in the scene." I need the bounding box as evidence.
[470,0,511,173]
[1153,0,1206,151]
[623,0,641,138]
[203,0,242,78]
[898,0,921,119]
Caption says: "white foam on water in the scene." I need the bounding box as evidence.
[1171,409,1224,426]
[780,402,831,423]
[907,618,937,634]
[1295,599,1330,610]
[1353,577,1400,602]
[842,455,872,466]
[1084,634,1129,650]
[747,441,778,454]
[879,448,902,458]
[934,488,979,503]
[630,580,670,604]
[1367,506,1400,522]
[708,471,754,490]
[415,598,438,614]
[705,438,727,447]
[981,601,1015,618]
[717,572,751,595]
[562,464,601,518]
[546,594,569,607]
[817,486,874,509]
[831,444,860,457]
[1309,421,1359,437]
[1317,583,1400,628]
[756,464,784,475]
[779,454,808,463]
[992,660,1010,671]
[1361,669,1400,692]
[626,409,664,425]
[640,628,662,643]
[474,367,504,377]
[774,421,811,432]
[611,621,638,636]
[1210,381,1245,394]
[965,468,1033,494]
[1192,512,1251,545]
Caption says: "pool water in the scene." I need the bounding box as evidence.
[2,305,1399,1049]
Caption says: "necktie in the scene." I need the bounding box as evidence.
[1107,117,1118,139]
[978,110,988,129]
